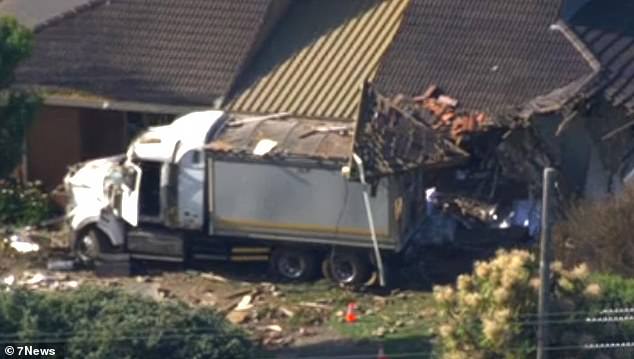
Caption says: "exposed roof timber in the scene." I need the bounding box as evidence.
[551,20,601,71]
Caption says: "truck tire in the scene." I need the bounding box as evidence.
[327,250,372,286]
[75,227,119,268]
[271,248,318,281]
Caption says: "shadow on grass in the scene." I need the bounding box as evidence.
[129,226,532,294]
[262,334,434,359]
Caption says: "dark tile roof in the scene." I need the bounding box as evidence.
[374,0,594,113]
[0,0,91,28]
[569,0,634,113]
[15,0,274,106]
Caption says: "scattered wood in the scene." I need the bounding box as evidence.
[279,307,295,318]
[228,112,291,127]
[415,84,438,101]
[438,95,458,107]
[222,287,253,300]
[298,302,333,310]
[200,272,228,283]
[219,297,242,313]
[226,310,249,324]
[601,118,634,141]
[265,324,283,333]
[235,295,254,311]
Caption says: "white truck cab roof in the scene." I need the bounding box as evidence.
[128,110,225,163]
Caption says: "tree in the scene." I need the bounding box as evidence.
[0,16,40,178]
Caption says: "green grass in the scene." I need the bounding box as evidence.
[276,280,435,340]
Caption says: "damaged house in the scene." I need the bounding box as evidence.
[3,0,291,189]
[3,0,632,209]
[355,0,634,226]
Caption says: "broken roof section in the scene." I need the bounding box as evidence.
[374,0,595,113]
[228,0,410,121]
[207,115,354,165]
[351,83,470,179]
[15,0,279,107]
[569,0,634,115]
[0,0,91,29]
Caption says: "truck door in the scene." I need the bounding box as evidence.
[177,150,205,229]
[120,162,142,227]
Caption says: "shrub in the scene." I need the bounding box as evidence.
[0,287,253,359]
[0,179,52,226]
[0,16,40,178]
[554,187,634,277]
[431,249,601,359]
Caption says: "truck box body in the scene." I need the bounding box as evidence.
[208,158,396,250]
[204,115,423,253]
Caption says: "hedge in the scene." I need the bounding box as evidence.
[0,287,253,359]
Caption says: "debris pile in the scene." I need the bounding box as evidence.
[413,84,494,145]
[1,271,81,291]
[354,83,556,230]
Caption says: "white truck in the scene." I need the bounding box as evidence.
[64,111,424,285]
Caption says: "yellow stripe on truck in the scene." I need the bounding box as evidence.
[215,217,391,240]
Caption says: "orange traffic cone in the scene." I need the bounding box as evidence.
[345,302,358,323]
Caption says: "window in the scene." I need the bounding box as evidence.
[126,112,175,144]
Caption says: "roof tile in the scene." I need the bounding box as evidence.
[16,0,274,106]
[229,0,410,121]
[568,0,634,113]
[374,0,594,113]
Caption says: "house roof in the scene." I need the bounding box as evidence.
[0,0,91,29]
[228,0,410,121]
[569,0,634,113]
[15,0,276,107]
[373,0,595,113]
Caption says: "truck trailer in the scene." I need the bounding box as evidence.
[64,110,425,285]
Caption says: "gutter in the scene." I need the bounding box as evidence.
[44,95,210,115]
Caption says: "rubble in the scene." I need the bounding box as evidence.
[235,294,254,311]
[47,259,75,271]
[6,233,40,254]
[354,82,558,232]
[226,310,250,325]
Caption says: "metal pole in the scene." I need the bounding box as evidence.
[352,153,386,286]
[537,167,555,359]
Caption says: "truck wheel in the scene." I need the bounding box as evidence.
[328,251,372,285]
[271,248,318,281]
[75,227,119,268]
[321,257,334,281]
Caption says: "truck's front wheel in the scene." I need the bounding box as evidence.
[75,227,119,268]
[271,248,318,281]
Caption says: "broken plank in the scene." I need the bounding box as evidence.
[601,118,634,141]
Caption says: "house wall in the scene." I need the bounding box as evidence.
[532,113,593,194]
[532,100,634,199]
[27,106,83,190]
[79,109,126,161]
[26,105,127,190]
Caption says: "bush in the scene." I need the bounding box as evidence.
[0,287,253,359]
[554,187,634,277]
[0,179,52,226]
[431,249,602,359]
[0,17,40,178]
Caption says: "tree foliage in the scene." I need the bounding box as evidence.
[0,16,40,178]
[554,186,634,277]
[431,250,603,359]
[0,287,254,359]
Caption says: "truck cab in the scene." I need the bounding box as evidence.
[65,110,226,264]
